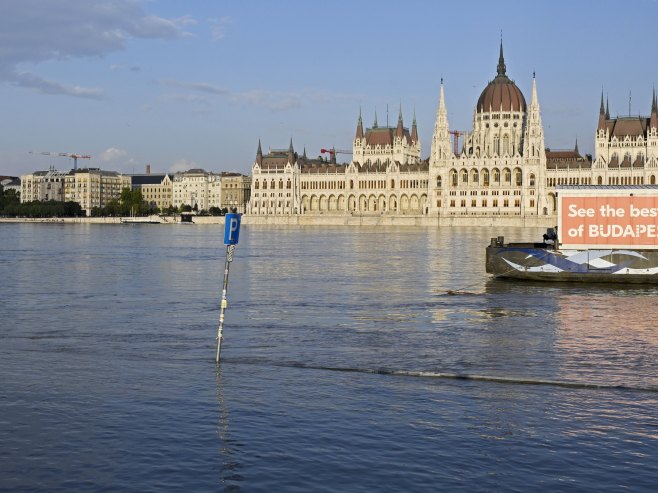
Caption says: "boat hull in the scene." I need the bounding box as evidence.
[486,243,658,283]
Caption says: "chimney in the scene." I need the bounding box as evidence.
[146,164,151,175]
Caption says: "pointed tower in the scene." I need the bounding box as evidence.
[574,138,579,155]
[256,139,263,166]
[648,89,658,155]
[287,138,294,163]
[650,89,658,129]
[395,104,404,138]
[353,108,366,163]
[355,107,364,139]
[497,38,506,77]
[373,111,378,129]
[522,73,545,159]
[598,92,607,130]
[431,78,451,163]
[411,109,419,143]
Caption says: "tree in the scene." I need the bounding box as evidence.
[119,187,145,215]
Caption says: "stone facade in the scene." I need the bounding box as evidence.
[220,172,251,213]
[64,168,131,214]
[130,173,173,210]
[172,169,222,211]
[20,169,68,202]
[247,41,658,222]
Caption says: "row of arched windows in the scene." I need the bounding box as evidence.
[445,168,528,187]
[254,178,292,190]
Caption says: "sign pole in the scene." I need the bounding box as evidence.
[216,213,241,364]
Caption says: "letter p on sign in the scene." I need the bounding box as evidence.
[223,213,241,245]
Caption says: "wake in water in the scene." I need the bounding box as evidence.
[225,358,658,393]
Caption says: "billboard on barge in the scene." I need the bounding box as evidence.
[558,190,658,249]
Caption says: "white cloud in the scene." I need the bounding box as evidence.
[159,79,360,113]
[12,72,104,99]
[99,147,128,162]
[169,159,197,173]
[162,79,228,95]
[208,16,231,41]
[0,0,194,98]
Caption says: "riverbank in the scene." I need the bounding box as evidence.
[0,213,556,227]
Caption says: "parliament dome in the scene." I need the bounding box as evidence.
[476,43,526,114]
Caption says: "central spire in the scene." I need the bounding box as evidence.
[497,37,506,76]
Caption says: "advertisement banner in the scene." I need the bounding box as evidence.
[559,195,658,248]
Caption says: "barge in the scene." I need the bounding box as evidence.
[486,186,658,283]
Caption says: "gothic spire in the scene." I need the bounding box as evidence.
[411,108,418,142]
[497,37,506,77]
[373,110,378,129]
[599,91,605,115]
[649,87,658,128]
[574,138,579,155]
[598,91,607,130]
[256,138,263,165]
[605,96,610,119]
[355,107,364,139]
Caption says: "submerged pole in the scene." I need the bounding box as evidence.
[216,244,234,363]
[216,213,241,364]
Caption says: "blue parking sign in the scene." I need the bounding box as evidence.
[224,213,241,245]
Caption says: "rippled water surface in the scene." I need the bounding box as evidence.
[1,223,658,492]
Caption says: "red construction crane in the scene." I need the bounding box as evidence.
[448,131,466,156]
[30,151,91,170]
[320,148,353,155]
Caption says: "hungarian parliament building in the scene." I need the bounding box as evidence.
[249,42,658,218]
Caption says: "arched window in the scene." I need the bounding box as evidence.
[461,169,468,184]
[598,176,603,185]
[502,135,509,155]
[270,179,275,189]
[529,174,535,186]
[482,169,490,186]
[493,168,500,184]
[504,169,511,184]
[515,169,522,186]
[286,179,291,189]
[262,180,267,190]
[436,176,442,188]
[450,169,458,187]
[279,179,283,189]
[255,181,260,189]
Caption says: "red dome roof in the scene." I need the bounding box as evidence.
[476,43,526,113]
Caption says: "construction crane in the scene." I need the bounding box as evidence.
[29,151,91,170]
[448,131,466,156]
[320,148,353,155]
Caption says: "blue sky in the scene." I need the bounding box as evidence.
[2,0,658,177]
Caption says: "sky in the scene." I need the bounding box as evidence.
[2,0,658,177]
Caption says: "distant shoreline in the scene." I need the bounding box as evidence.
[0,214,556,227]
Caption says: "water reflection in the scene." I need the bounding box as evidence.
[215,366,243,491]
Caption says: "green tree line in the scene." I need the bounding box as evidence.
[1,186,82,217]
[1,185,231,217]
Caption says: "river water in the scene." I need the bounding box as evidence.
[1,223,657,492]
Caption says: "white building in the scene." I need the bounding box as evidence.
[20,169,68,202]
[429,42,548,217]
[64,168,131,215]
[172,169,222,211]
[247,41,658,220]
